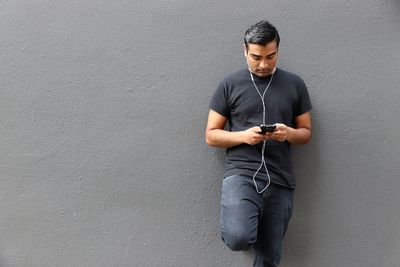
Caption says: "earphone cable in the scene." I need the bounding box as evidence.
[249,69,274,194]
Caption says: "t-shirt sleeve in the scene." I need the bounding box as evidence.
[295,78,312,116]
[209,81,230,118]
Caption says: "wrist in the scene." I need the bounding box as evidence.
[285,126,295,142]
[238,130,248,144]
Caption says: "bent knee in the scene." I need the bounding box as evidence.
[221,231,255,251]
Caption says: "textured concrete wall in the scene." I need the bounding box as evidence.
[1,0,399,266]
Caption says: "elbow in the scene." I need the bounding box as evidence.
[205,136,211,146]
[205,130,218,147]
[290,128,312,145]
[205,131,213,146]
[302,130,312,145]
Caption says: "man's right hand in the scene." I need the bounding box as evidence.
[206,109,269,148]
[242,126,269,145]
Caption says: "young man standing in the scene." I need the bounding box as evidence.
[205,20,312,266]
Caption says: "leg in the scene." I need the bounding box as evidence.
[253,184,294,267]
[220,175,262,251]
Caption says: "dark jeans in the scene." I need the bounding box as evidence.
[220,175,294,267]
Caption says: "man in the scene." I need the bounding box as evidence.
[205,20,312,267]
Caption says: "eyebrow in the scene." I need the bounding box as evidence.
[250,51,277,58]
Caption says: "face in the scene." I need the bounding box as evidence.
[244,41,279,77]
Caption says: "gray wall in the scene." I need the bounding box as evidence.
[1,1,400,266]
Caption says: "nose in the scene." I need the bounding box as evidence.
[259,60,268,69]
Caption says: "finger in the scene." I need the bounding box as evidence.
[253,127,262,134]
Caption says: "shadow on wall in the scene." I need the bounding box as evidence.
[0,249,5,267]
[283,107,324,264]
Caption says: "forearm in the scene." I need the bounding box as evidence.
[286,127,312,145]
[205,129,245,148]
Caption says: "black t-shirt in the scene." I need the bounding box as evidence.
[210,68,312,188]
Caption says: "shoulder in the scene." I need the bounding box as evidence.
[220,69,249,86]
[275,68,306,86]
[211,70,249,115]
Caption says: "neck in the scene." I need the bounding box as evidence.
[248,67,277,78]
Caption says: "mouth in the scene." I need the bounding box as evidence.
[257,68,271,72]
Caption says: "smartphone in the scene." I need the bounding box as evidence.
[259,124,276,134]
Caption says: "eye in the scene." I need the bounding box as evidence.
[267,54,275,60]
[252,56,261,60]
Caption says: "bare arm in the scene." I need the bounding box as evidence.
[205,109,267,148]
[269,111,312,145]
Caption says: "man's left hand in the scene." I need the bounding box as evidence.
[270,123,288,142]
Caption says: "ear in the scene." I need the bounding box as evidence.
[243,44,247,57]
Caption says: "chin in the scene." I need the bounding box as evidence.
[257,72,272,77]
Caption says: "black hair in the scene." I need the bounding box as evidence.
[244,20,280,48]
